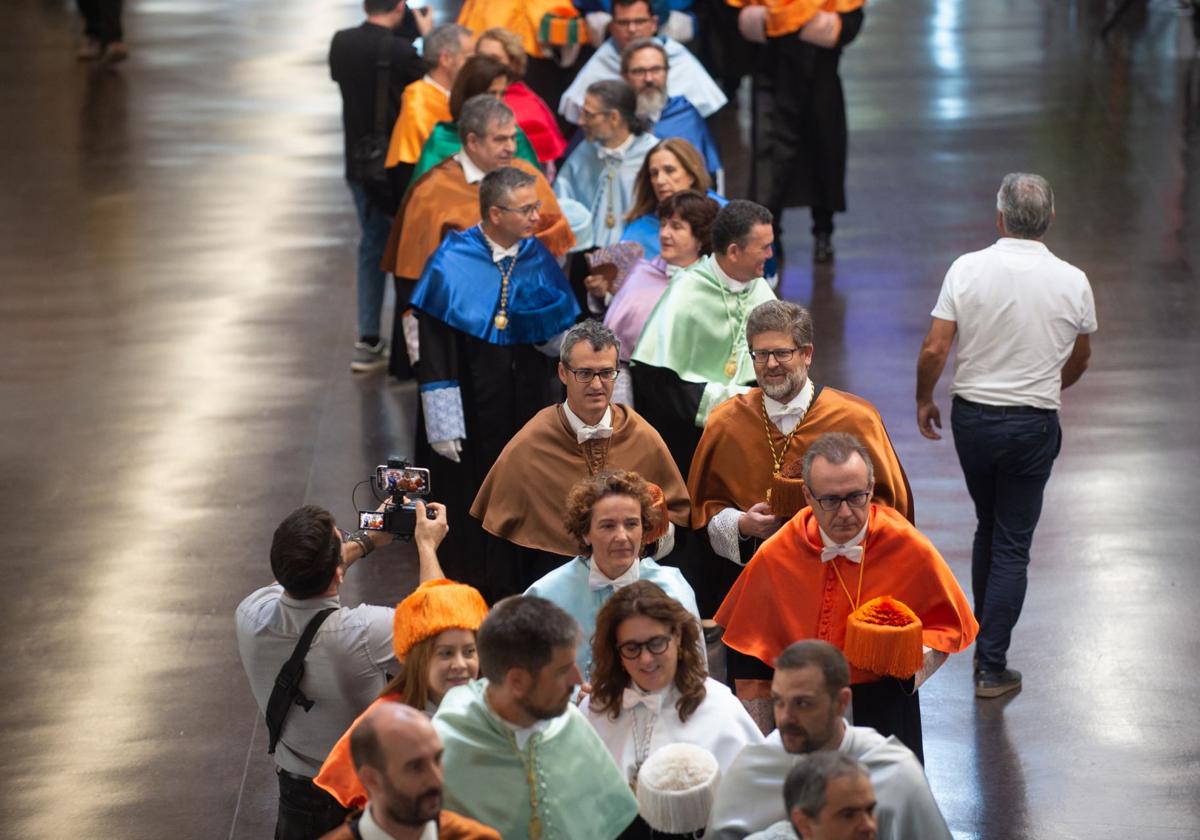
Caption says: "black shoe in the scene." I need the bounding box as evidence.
[975,668,1022,699]
[813,233,834,264]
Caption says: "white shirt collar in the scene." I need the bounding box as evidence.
[587,555,640,591]
[819,521,868,550]
[995,236,1049,253]
[495,713,552,750]
[710,254,753,292]
[762,379,814,434]
[563,401,612,433]
[361,804,437,840]
[596,132,636,161]
[479,225,520,263]
[454,150,487,185]
[422,74,450,98]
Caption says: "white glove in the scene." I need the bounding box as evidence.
[585,11,612,47]
[431,438,463,463]
[661,10,694,43]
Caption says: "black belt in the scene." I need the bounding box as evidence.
[953,396,1055,415]
[276,767,315,784]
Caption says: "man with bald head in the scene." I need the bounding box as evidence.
[319,701,500,839]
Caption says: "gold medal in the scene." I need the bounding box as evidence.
[494,313,509,330]
[493,255,517,331]
[605,212,615,228]
[724,358,738,378]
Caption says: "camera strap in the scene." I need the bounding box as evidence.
[265,607,337,755]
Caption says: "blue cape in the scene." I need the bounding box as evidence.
[622,189,727,259]
[653,95,722,174]
[410,226,580,346]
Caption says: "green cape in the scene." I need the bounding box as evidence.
[433,680,638,839]
[412,121,541,182]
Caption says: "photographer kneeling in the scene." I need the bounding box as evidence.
[236,498,448,840]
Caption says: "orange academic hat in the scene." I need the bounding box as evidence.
[842,596,925,680]
[392,579,489,661]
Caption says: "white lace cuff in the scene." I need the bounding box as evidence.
[420,383,466,444]
[708,507,747,565]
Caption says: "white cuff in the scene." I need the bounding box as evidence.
[661,10,695,43]
[420,385,466,443]
[652,521,676,559]
[708,507,746,565]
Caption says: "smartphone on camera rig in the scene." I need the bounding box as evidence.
[357,457,436,540]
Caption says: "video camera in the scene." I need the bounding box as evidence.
[357,457,437,541]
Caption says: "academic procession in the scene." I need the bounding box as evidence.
[13,0,1199,839]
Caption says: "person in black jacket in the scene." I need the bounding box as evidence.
[330,1,432,373]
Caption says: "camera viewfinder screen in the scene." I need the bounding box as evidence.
[377,467,429,495]
[359,511,386,531]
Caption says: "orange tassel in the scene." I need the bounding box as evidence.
[643,482,671,544]
[843,596,924,679]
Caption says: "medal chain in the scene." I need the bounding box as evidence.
[493,254,518,331]
[502,727,545,840]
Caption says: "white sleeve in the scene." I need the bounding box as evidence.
[1078,276,1098,333]
[708,507,747,565]
[930,262,959,321]
[697,381,753,426]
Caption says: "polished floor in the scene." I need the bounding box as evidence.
[1,1,1198,838]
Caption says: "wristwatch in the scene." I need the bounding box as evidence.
[348,529,375,557]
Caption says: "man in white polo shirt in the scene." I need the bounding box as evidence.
[914,172,1097,699]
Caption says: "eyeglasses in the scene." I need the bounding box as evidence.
[612,17,654,29]
[749,347,802,364]
[563,365,620,383]
[497,200,542,219]
[618,634,672,660]
[627,65,667,78]
[811,491,871,511]
[579,107,612,121]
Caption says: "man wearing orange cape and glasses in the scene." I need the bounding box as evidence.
[715,432,977,762]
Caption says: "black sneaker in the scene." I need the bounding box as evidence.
[975,668,1022,699]
[813,232,834,264]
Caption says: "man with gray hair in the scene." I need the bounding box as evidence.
[715,432,978,760]
[471,318,690,597]
[384,95,574,285]
[916,172,1097,699]
[685,298,912,615]
[408,166,580,596]
[709,641,951,840]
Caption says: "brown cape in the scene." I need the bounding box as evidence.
[470,404,691,557]
[687,386,913,529]
[381,157,573,280]
[715,504,977,683]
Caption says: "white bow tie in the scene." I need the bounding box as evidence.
[577,425,613,444]
[598,148,625,162]
[820,546,863,563]
[588,559,639,592]
[622,688,662,714]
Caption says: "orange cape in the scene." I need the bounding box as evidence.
[687,386,913,529]
[458,0,584,60]
[319,807,500,840]
[714,505,977,683]
[470,403,690,556]
[725,0,866,39]
[382,157,573,280]
[315,694,401,811]
[386,78,450,168]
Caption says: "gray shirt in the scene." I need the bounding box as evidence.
[235,584,398,777]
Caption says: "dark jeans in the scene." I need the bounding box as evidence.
[275,768,348,840]
[77,0,123,44]
[951,397,1062,673]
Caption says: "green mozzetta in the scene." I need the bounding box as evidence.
[631,254,776,423]
[432,679,639,840]
[411,121,541,182]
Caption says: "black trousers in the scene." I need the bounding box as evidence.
[275,768,348,840]
[77,0,123,44]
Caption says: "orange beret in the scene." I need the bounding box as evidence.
[392,579,489,661]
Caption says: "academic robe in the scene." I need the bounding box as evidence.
[715,504,978,684]
[604,257,676,363]
[582,678,763,787]
[506,81,569,162]
[650,95,722,175]
[620,190,726,261]
[731,1,866,215]
[385,77,450,167]
[457,0,582,61]
[707,727,953,840]
[382,157,574,282]
[411,121,541,182]
[525,556,700,677]
[433,680,639,840]
[629,254,776,479]
[413,227,580,594]
[559,36,728,123]
[471,402,690,556]
[318,809,500,840]
[554,132,660,249]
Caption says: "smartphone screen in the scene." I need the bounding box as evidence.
[376,466,430,495]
